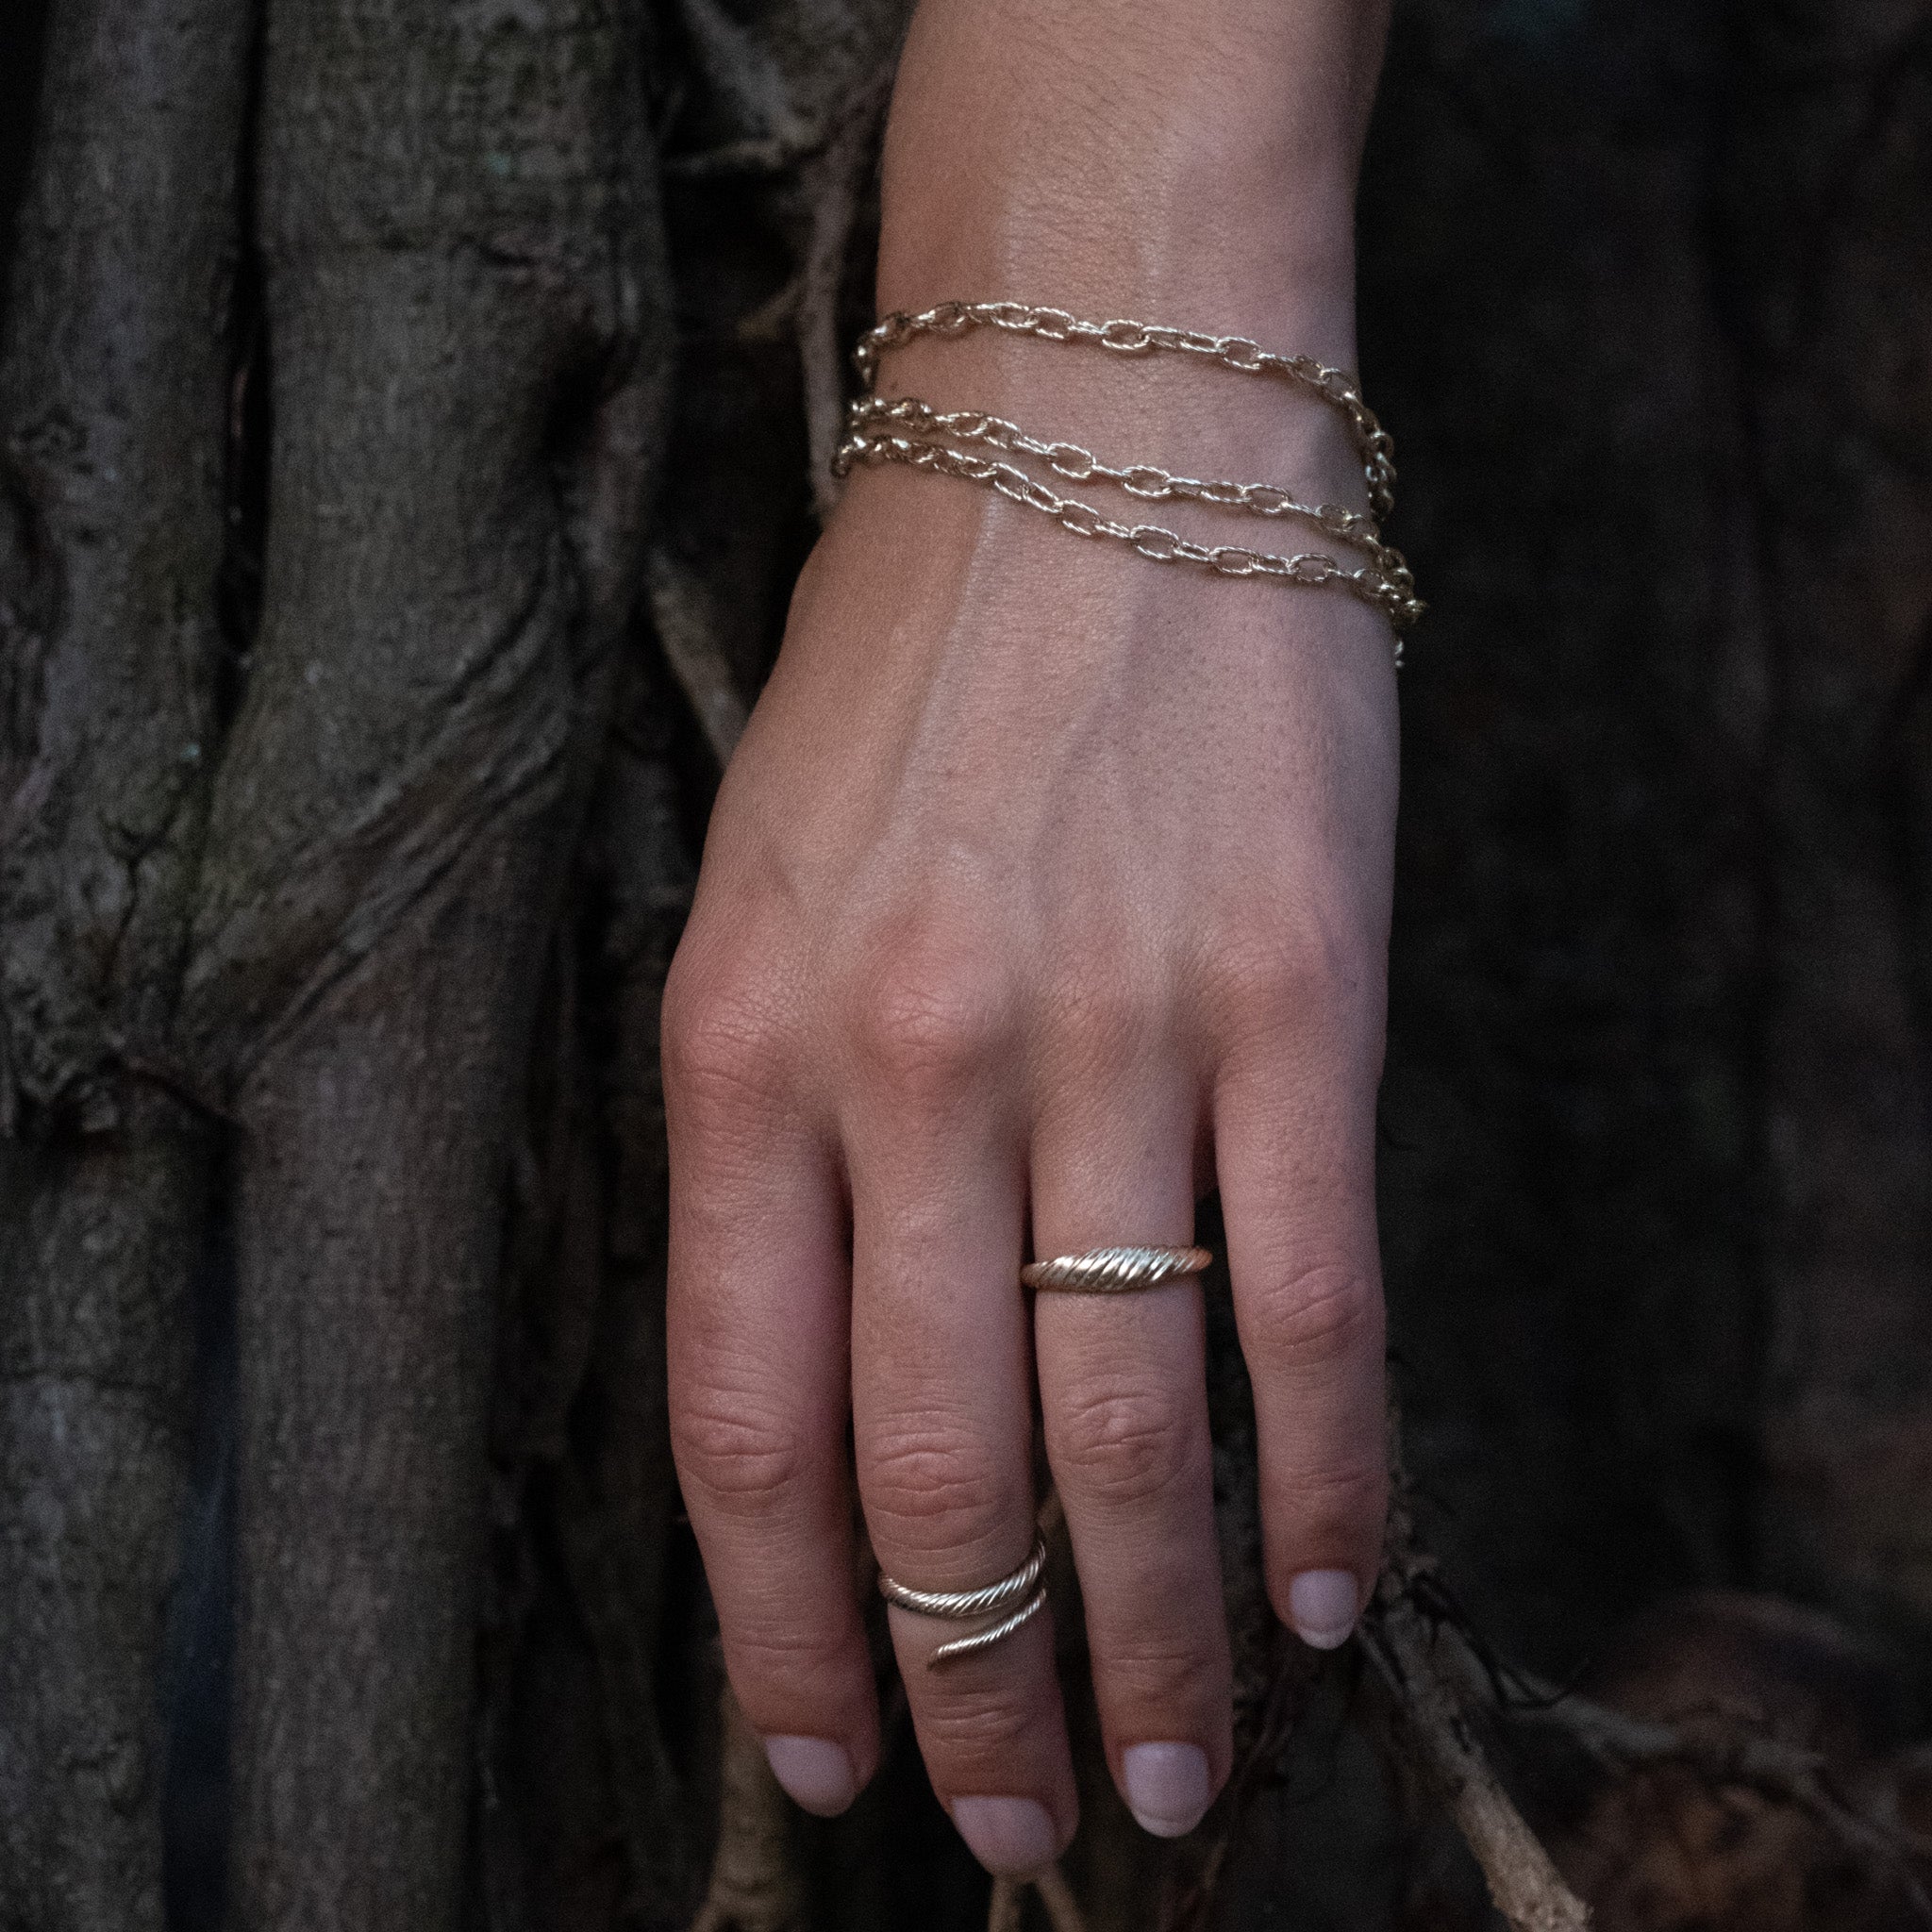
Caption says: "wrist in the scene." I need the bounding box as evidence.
[858,325,1374,545]
[868,0,1387,504]
[875,0,1384,359]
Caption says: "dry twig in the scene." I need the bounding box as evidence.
[1360,1419,1593,1932]
[1362,1408,1932,1931]
[690,1683,808,1932]
[1033,1860,1091,1932]
[646,545,751,767]
[1361,1597,1592,1932]
[983,1862,1089,1932]
[986,1877,1025,1932]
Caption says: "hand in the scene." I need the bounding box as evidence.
[664,406,1396,1875]
[663,0,1397,1877]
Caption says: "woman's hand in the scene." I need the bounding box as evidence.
[662,0,1397,1877]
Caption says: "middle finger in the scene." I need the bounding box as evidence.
[846,1013,1079,1876]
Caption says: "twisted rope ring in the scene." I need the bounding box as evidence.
[878,1536,1050,1670]
[1019,1244,1214,1293]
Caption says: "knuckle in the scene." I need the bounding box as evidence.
[1050,1378,1200,1509]
[724,1625,873,1743]
[846,927,1014,1106]
[1102,1634,1228,1714]
[1245,1262,1382,1377]
[661,944,794,1124]
[1294,1457,1390,1527]
[672,1381,811,1517]
[1271,1457,1390,1569]
[1203,913,1369,1048]
[919,1685,1040,1763]
[862,1420,1016,1556]
[726,1618,859,1693]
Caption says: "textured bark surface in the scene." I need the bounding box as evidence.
[475,10,918,1923]
[181,0,669,1920]
[0,0,250,1924]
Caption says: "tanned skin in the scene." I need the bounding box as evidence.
[663,0,1397,1875]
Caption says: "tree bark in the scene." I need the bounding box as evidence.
[167,0,668,1917]
[0,0,251,1924]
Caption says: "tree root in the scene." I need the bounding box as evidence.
[647,544,751,767]
[1360,1586,1591,1932]
[1357,1411,1593,1932]
[690,1683,808,1932]
[1507,1675,1932,1924]
[986,1862,1089,1932]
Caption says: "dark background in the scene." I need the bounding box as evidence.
[4,2,1929,1927]
[1368,0,1932,1687]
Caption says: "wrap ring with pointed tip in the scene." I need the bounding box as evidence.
[878,1534,1050,1669]
[1019,1244,1214,1293]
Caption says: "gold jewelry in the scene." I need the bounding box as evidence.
[851,301,1396,514]
[878,1534,1049,1669]
[834,301,1422,649]
[848,394,1388,546]
[1020,1245,1214,1293]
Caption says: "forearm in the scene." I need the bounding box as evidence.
[879,0,1391,348]
[871,0,1393,513]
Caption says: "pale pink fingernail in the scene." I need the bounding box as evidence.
[1288,1569,1359,1649]
[763,1736,857,1816]
[951,1795,1059,1875]
[1122,1741,1211,1837]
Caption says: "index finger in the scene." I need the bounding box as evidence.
[662,958,879,1813]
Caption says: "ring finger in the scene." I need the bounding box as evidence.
[1032,1063,1231,1840]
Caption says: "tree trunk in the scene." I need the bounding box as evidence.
[172,0,668,1918]
[0,0,250,1923]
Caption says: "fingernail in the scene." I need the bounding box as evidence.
[1288,1569,1360,1649]
[1122,1741,1212,1838]
[951,1795,1060,1875]
[763,1736,857,1816]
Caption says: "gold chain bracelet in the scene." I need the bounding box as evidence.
[850,301,1398,514]
[834,300,1424,650]
[841,394,1420,618]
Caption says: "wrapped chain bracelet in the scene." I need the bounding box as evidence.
[831,300,1424,656]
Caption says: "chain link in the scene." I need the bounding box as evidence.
[834,425,1418,650]
[851,299,1399,518]
[838,300,1424,652]
[843,393,1419,608]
